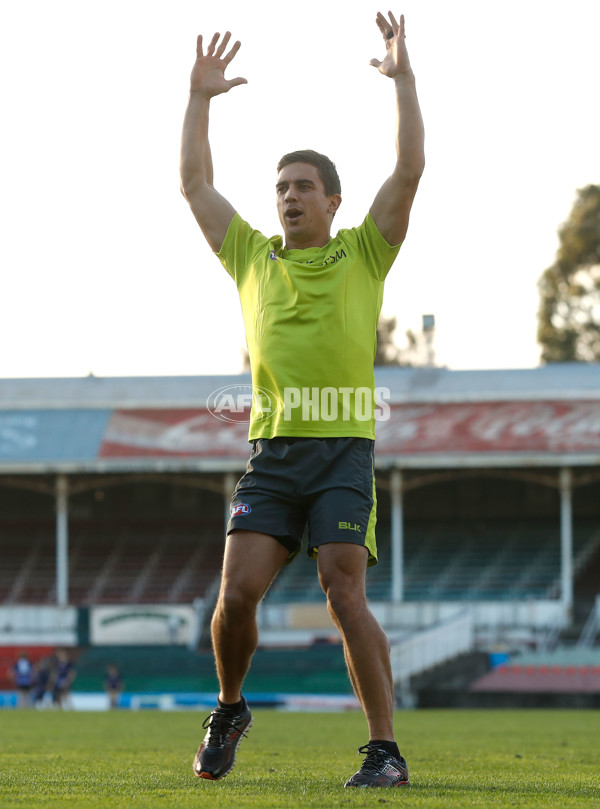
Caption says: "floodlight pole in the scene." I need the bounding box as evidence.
[559,467,573,621]
[390,469,404,603]
[55,474,69,607]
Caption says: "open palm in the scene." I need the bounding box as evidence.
[190,32,247,97]
[370,12,412,78]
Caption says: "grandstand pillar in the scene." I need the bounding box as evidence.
[390,469,404,603]
[55,474,69,607]
[223,473,236,533]
[559,467,574,619]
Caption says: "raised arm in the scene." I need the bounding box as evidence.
[369,12,425,246]
[180,32,247,252]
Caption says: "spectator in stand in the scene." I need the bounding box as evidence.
[52,649,77,709]
[12,652,34,708]
[32,657,52,708]
[104,663,123,710]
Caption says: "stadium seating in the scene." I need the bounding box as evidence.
[73,643,350,695]
[0,526,55,604]
[265,520,600,604]
[0,522,224,605]
[0,518,598,606]
[471,648,600,693]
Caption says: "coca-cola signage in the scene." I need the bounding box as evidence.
[95,401,600,459]
[375,401,600,454]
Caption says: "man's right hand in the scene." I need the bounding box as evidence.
[181,31,245,250]
[190,32,247,98]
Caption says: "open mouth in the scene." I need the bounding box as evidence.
[285,208,303,222]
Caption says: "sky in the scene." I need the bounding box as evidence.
[0,0,598,379]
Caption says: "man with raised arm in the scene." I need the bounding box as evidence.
[180,11,425,789]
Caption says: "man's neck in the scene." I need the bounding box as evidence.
[284,233,332,250]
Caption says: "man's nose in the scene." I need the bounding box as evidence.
[284,185,298,201]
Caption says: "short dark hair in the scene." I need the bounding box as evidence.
[277,149,341,197]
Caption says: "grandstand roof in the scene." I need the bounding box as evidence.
[1,364,600,472]
[1,363,600,408]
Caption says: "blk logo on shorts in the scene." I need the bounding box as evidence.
[338,521,361,532]
[232,503,252,517]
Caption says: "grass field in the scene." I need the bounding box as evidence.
[1,709,599,809]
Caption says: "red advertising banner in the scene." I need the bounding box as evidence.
[99,409,249,458]
[98,401,600,459]
[376,401,600,454]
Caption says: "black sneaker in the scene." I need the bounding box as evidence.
[193,702,253,780]
[344,743,410,788]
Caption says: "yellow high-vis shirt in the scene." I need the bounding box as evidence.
[217,212,401,440]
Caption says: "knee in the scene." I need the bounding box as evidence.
[217,579,261,620]
[324,580,365,626]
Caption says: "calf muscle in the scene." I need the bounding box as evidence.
[211,531,289,703]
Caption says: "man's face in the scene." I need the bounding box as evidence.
[276,162,341,248]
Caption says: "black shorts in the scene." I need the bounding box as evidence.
[228,437,378,565]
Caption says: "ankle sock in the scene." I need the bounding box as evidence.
[370,739,401,760]
[218,696,246,714]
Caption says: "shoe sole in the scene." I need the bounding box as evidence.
[193,717,253,781]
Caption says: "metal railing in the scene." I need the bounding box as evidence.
[577,595,600,649]
[389,609,474,684]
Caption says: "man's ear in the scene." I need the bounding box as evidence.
[328,194,342,216]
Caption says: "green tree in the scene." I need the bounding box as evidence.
[537,184,600,362]
[375,316,418,366]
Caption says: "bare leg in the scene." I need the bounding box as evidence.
[211,531,290,704]
[318,543,395,741]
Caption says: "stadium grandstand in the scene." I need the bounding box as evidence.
[1,363,599,707]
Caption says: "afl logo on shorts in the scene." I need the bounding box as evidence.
[231,503,252,517]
